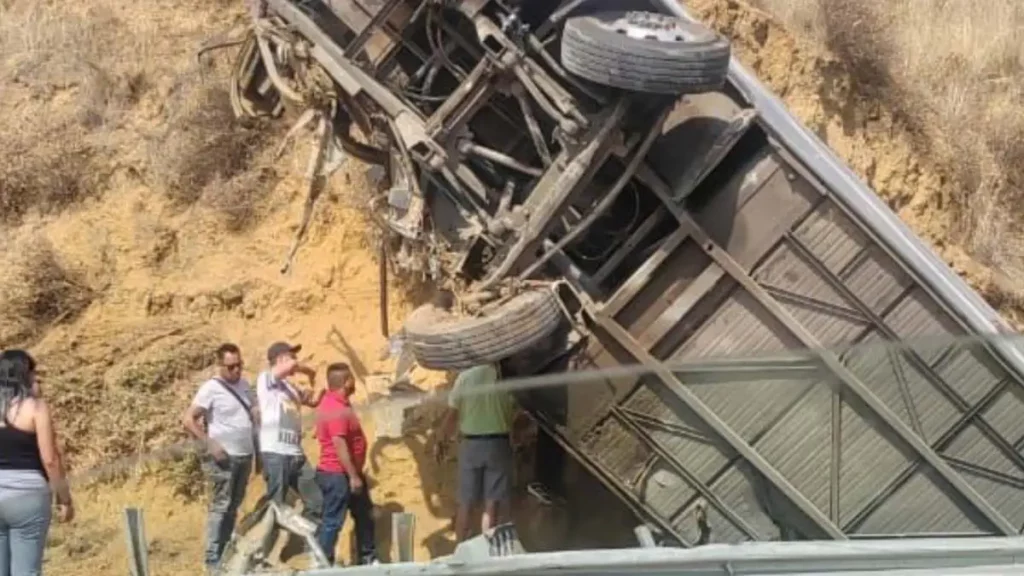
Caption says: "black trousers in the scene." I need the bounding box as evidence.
[533,427,565,493]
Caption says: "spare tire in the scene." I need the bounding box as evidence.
[561,10,730,95]
[404,289,564,371]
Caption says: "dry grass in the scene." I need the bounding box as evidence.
[0,1,144,221]
[0,232,95,347]
[0,118,95,223]
[148,77,276,206]
[36,323,220,473]
[1,0,273,224]
[753,0,1024,298]
[199,156,280,231]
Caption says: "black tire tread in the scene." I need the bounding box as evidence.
[561,11,731,95]
[404,290,564,371]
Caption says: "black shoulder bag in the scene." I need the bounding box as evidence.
[213,378,262,475]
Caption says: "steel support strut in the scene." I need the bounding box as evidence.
[610,407,763,540]
[781,232,1024,477]
[656,0,1024,426]
[591,311,847,539]
[634,163,1017,535]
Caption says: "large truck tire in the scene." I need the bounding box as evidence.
[404,289,564,372]
[561,10,731,95]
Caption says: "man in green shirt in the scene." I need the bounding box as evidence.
[444,362,516,541]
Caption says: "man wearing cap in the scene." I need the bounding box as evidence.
[256,341,325,526]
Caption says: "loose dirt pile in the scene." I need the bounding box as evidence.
[0,0,1020,573]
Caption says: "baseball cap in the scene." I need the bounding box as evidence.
[267,341,302,363]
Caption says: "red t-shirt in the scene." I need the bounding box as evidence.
[315,390,367,474]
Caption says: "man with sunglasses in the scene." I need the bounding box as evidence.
[182,343,259,571]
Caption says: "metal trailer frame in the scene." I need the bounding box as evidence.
[656,0,1024,372]
[238,0,1024,551]
[502,0,1024,548]
[650,0,1024,538]
[244,536,1024,576]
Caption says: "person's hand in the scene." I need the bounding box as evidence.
[432,433,453,463]
[208,440,228,462]
[56,501,75,523]
[350,473,365,494]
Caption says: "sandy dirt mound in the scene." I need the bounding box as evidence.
[0,0,1020,573]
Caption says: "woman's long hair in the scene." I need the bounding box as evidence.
[0,349,36,425]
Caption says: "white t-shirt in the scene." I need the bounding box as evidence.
[191,377,255,456]
[256,370,304,456]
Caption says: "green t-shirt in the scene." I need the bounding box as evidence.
[448,364,514,435]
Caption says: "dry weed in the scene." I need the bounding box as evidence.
[0,1,147,123]
[149,76,274,205]
[140,223,181,268]
[200,161,280,231]
[38,325,220,471]
[0,128,95,223]
[0,1,152,220]
[105,330,218,391]
[0,232,95,346]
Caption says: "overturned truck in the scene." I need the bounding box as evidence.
[233,0,1024,546]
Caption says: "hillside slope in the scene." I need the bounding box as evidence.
[0,0,1020,574]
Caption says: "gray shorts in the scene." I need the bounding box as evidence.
[458,436,513,505]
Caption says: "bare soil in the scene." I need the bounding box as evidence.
[0,0,1020,573]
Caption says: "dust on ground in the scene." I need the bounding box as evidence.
[0,0,1019,573]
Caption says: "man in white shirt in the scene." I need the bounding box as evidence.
[257,341,325,528]
[182,343,259,570]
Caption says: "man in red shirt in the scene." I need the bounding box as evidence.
[314,362,378,565]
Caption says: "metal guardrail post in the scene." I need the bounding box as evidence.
[392,512,416,562]
[124,507,151,576]
[634,525,657,548]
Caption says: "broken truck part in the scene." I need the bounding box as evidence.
[217,498,331,574]
[225,0,1024,548]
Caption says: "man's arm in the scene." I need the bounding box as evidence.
[332,435,364,492]
[181,391,227,460]
[245,386,261,426]
[443,373,464,438]
[181,404,208,440]
[295,365,324,407]
[443,407,459,437]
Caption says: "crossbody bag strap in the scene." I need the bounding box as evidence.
[213,377,263,474]
[212,378,256,424]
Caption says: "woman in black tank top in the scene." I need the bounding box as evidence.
[0,349,74,576]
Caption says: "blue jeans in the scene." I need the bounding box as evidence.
[315,471,378,565]
[261,453,323,524]
[203,455,252,567]
[0,489,52,576]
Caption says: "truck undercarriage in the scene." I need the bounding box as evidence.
[217,0,1024,560]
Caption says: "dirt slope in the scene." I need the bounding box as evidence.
[0,0,1019,574]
